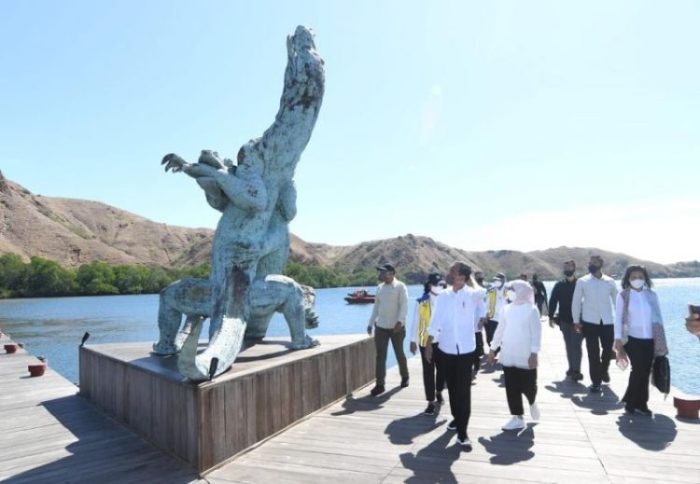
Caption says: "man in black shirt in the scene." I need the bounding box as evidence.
[548,260,584,381]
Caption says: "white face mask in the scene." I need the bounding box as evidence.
[430,285,443,295]
[493,280,504,289]
[630,279,645,290]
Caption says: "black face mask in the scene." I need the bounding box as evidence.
[588,264,601,274]
[564,270,575,277]
[475,278,484,285]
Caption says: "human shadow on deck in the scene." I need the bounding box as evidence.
[399,431,463,483]
[616,413,677,451]
[570,386,624,415]
[385,411,448,445]
[545,379,589,399]
[3,395,197,484]
[478,425,536,465]
[331,387,402,416]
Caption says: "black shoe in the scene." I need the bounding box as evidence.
[602,371,610,383]
[447,420,457,431]
[457,435,472,450]
[424,402,436,415]
[436,392,444,404]
[400,377,409,388]
[573,372,584,382]
[624,404,635,414]
[589,385,602,393]
[370,384,385,397]
[636,406,653,417]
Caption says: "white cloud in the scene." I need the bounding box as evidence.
[443,198,700,264]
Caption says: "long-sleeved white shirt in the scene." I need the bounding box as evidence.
[614,289,653,340]
[490,303,542,369]
[428,286,482,355]
[571,274,618,325]
[368,279,409,329]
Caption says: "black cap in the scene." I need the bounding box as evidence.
[376,263,396,273]
[493,272,506,281]
[426,272,444,286]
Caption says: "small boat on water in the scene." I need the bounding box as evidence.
[344,289,375,305]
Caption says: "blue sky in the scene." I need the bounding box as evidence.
[1,1,699,263]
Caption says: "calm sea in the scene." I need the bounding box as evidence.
[1,278,698,394]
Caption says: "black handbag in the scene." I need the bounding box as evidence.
[652,355,671,395]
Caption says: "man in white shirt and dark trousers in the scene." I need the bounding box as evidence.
[571,255,618,393]
[425,262,485,450]
[367,263,410,397]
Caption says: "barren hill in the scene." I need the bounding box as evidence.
[1,171,697,280]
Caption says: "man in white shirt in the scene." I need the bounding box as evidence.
[367,263,409,397]
[571,255,618,393]
[424,262,485,450]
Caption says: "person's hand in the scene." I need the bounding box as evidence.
[424,344,433,363]
[487,350,497,366]
[528,353,538,369]
[614,339,628,358]
[410,342,417,354]
[393,321,403,333]
[478,318,487,330]
[366,324,373,335]
[548,318,556,328]
[686,313,700,337]
[574,323,583,334]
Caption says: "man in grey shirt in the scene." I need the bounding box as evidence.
[571,255,618,393]
[367,263,409,396]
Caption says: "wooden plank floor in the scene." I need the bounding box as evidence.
[2,324,699,483]
[0,332,201,484]
[208,323,700,484]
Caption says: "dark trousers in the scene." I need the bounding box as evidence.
[559,321,584,374]
[622,336,654,409]
[503,366,538,416]
[374,327,409,386]
[419,343,445,401]
[439,348,474,440]
[473,331,484,374]
[582,321,614,386]
[485,320,499,347]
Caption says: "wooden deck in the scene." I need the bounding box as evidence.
[0,332,200,484]
[1,324,699,483]
[208,324,700,484]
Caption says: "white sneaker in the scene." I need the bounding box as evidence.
[502,416,526,431]
[529,403,541,421]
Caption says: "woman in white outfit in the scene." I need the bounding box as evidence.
[488,280,542,431]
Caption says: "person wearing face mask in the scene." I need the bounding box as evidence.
[488,281,542,430]
[571,255,619,393]
[471,271,488,378]
[548,260,584,381]
[614,266,667,416]
[485,273,508,349]
[410,273,446,415]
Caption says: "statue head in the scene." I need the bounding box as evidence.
[236,140,264,176]
[292,26,316,51]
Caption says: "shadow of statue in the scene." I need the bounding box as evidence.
[571,385,624,415]
[3,395,196,483]
[331,387,402,416]
[616,413,678,451]
[545,379,589,399]
[478,424,536,465]
[398,430,464,483]
[385,410,448,445]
